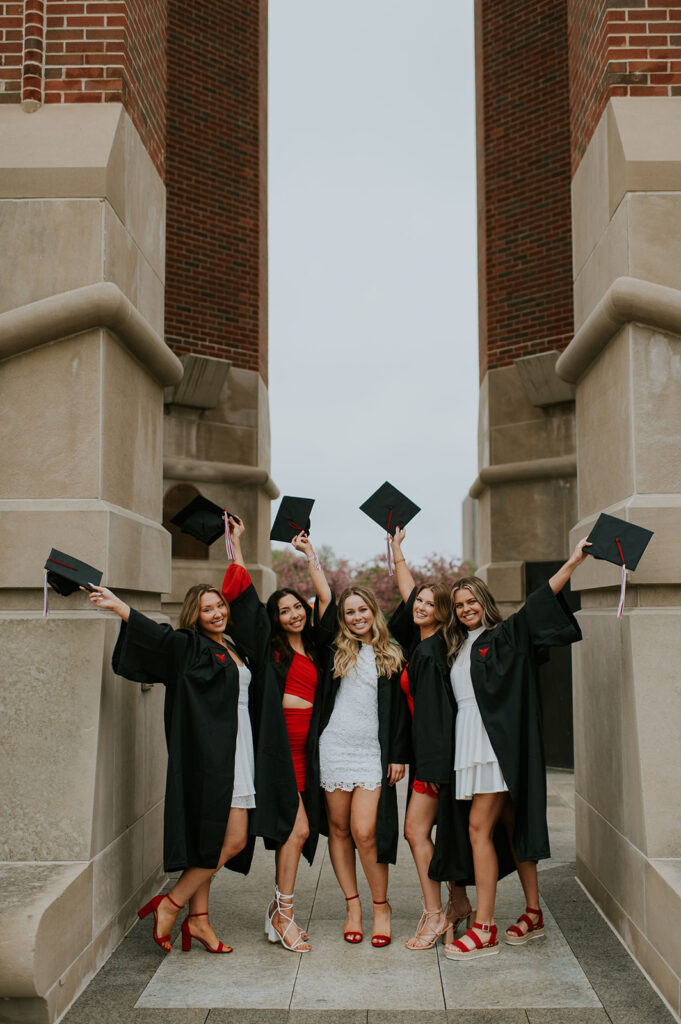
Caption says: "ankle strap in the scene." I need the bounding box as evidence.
[373,899,389,905]
[473,921,497,932]
[526,906,541,914]
[166,893,183,910]
[345,893,359,901]
[187,911,208,918]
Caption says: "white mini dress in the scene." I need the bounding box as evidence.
[231,662,256,809]
[450,626,508,800]
[319,644,383,792]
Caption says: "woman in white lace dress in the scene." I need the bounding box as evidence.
[317,585,410,947]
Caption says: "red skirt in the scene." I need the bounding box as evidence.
[412,778,440,799]
[284,706,313,792]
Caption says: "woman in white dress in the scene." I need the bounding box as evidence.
[317,585,409,947]
[442,539,589,961]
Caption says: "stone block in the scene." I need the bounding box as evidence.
[92,819,144,937]
[630,327,681,497]
[488,478,576,564]
[572,106,611,281]
[646,860,681,979]
[163,354,230,409]
[575,794,645,927]
[514,351,576,407]
[103,202,164,337]
[0,617,106,862]
[142,801,165,884]
[476,562,525,604]
[573,195,629,331]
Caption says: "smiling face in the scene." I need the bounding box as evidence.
[453,587,484,631]
[343,592,375,640]
[277,592,307,635]
[197,591,229,639]
[413,587,437,631]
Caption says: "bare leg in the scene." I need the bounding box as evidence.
[501,800,541,936]
[155,808,249,949]
[270,795,311,950]
[325,789,362,936]
[349,787,390,942]
[403,791,447,948]
[447,792,507,953]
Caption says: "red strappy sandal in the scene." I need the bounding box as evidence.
[181,911,233,954]
[444,921,499,961]
[371,899,392,948]
[137,892,183,952]
[505,905,545,945]
[343,893,363,943]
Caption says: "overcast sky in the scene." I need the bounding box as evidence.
[268,0,478,564]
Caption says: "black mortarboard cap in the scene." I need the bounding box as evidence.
[44,549,103,595]
[586,513,653,571]
[359,481,421,536]
[170,494,229,546]
[270,495,314,543]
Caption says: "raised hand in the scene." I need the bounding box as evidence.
[81,584,130,621]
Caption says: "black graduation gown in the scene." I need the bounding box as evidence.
[312,643,411,865]
[111,609,290,875]
[462,580,581,863]
[221,578,337,865]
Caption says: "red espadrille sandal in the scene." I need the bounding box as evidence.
[504,906,545,945]
[444,921,499,961]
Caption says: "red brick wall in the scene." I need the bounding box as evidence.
[570,1,681,173]
[476,0,574,380]
[164,1,268,380]
[0,1,166,178]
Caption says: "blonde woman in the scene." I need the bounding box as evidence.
[83,581,292,956]
[316,586,410,947]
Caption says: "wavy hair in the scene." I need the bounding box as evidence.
[179,584,229,633]
[333,585,404,679]
[445,576,503,663]
[415,581,451,632]
[265,587,318,665]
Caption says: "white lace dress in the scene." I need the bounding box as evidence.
[231,662,256,809]
[450,626,508,800]
[319,644,383,792]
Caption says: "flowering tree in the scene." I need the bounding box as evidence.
[271,546,474,616]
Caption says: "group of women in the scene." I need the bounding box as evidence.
[85,515,588,963]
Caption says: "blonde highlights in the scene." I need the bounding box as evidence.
[445,576,503,663]
[333,585,404,679]
[179,584,229,633]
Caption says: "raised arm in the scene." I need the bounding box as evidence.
[390,526,416,603]
[291,532,332,618]
[82,585,130,621]
[227,514,247,569]
[548,538,591,594]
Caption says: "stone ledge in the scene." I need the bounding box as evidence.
[0,283,182,386]
[557,276,681,385]
[164,455,279,499]
[469,454,576,500]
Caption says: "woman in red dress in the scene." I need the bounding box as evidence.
[221,516,334,952]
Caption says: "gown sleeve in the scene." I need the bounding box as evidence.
[313,592,337,671]
[388,587,418,653]
[501,580,582,652]
[410,647,453,783]
[221,564,271,671]
[111,609,188,686]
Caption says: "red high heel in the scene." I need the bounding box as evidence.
[138,893,183,952]
[371,899,392,947]
[181,912,233,954]
[343,893,363,943]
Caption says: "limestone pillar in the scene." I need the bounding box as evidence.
[559,97,681,1015]
[0,105,180,1024]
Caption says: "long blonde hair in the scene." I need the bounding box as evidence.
[445,576,503,663]
[179,584,229,632]
[333,585,404,679]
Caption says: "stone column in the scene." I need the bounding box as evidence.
[559,97,681,1016]
[0,104,180,1024]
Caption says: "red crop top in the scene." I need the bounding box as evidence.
[285,652,318,704]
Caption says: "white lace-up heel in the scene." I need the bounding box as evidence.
[264,886,311,952]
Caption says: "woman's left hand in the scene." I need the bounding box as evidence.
[569,537,591,567]
[387,763,406,786]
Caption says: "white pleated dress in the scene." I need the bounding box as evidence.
[230,662,256,809]
[450,626,508,800]
[319,645,383,792]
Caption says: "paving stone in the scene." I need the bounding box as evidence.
[445,1012,528,1023]
[526,1011,610,1023]
[206,1012,289,1024]
[369,1013,445,1024]
[292,1012,368,1024]
[602,1006,678,1024]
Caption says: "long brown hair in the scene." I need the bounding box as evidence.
[179,584,229,633]
[333,585,404,679]
[415,582,451,632]
[265,587,318,665]
[445,576,503,663]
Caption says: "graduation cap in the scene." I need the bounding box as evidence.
[170,494,231,546]
[43,549,103,616]
[585,512,654,617]
[359,481,421,575]
[270,496,315,543]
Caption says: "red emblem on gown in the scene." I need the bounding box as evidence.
[479,647,489,658]
[215,652,226,663]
